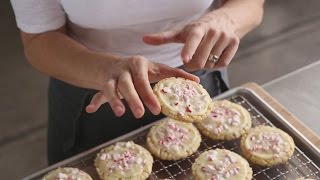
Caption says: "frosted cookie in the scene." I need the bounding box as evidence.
[192,149,252,180]
[41,167,92,180]
[153,77,212,123]
[147,118,201,160]
[240,126,295,166]
[94,141,153,180]
[195,100,252,140]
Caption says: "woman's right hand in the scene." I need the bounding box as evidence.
[86,55,199,118]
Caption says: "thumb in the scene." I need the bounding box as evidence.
[143,29,182,45]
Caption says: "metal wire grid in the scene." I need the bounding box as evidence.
[45,95,320,180]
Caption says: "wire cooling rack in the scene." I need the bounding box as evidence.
[25,90,320,180]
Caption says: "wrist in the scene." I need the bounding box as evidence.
[210,1,264,38]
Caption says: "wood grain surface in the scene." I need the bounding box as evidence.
[241,82,320,149]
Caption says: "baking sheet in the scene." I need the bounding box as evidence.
[24,87,320,180]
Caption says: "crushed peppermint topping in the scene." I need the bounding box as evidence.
[211,106,241,127]
[159,81,209,114]
[55,169,83,180]
[58,173,68,179]
[201,151,240,179]
[186,105,193,112]
[108,150,139,172]
[205,105,242,134]
[207,153,216,161]
[249,132,284,155]
[98,142,147,173]
[157,121,189,149]
[162,87,170,93]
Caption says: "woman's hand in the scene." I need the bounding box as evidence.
[143,10,240,71]
[86,55,199,118]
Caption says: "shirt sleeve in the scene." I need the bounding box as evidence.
[10,0,66,34]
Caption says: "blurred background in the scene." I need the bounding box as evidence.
[1,0,320,179]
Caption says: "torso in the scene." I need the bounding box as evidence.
[60,0,215,66]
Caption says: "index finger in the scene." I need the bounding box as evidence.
[155,64,200,83]
[129,57,161,115]
[181,27,205,63]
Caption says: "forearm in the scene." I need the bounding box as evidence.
[21,29,118,90]
[214,0,265,38]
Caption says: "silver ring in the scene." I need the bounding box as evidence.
[208,54,220,63]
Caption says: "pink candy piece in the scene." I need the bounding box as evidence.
[211,177,218,180]
[158,121,189,147]
[186,105,193,113]
[168,122,178,131]
[161,87,170,93]
[211,106,240,126]
[211,112,219,118]
[180,134,186,140]
[201,153,241,179]
[107,150,141,172]
[207,154,216,161]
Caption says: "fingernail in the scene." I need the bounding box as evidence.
[187,55,193,63]
[154,106,161,115]
[135,108,144,118]
[184,56,190,63]
[150,106,161,115]
[85,106,93,113]
[114,106,123,116]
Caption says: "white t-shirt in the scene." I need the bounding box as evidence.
[11,0,215,67]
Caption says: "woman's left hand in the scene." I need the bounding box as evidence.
[143,10,240,71]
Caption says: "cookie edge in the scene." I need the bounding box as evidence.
[240,126,295,167]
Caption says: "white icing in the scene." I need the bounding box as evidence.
[100,153,107,160]
[136,157,143,165]
[125,141,133,148]
[71,169,79,174]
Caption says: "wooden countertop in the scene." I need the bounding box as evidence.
[242,82,320,149]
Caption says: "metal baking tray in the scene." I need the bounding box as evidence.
[24,87,320,180]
